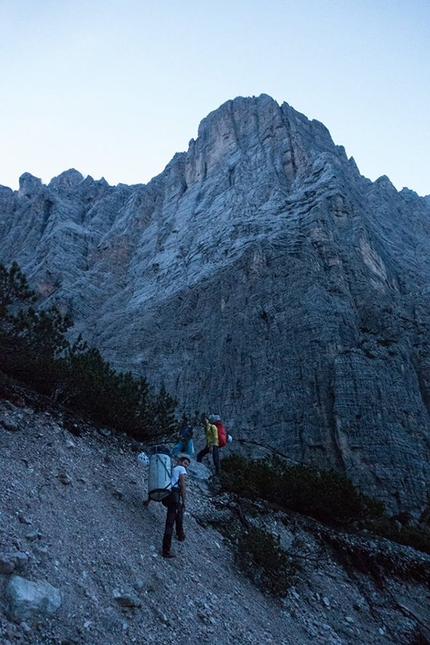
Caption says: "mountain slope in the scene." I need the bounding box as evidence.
[1,386,429,645]
[1,95,430,516]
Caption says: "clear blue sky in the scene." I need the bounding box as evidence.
[1,0,429,195]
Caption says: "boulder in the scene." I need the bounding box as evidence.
[5,575,62,622]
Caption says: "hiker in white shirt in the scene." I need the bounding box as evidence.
[162,455,190,558]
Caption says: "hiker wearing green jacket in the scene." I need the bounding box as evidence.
[196,417,220,474]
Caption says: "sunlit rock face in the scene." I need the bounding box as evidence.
[1,94,430,516]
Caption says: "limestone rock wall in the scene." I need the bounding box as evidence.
[1,95,430,516]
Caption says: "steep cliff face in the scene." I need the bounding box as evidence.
[1,95,430,516]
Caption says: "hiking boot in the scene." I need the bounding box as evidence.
[162,552,175,559]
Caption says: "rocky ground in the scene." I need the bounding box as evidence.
[0,383,429,645]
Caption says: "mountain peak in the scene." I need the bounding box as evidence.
[18,172,43,199]
[1,98,430,517]
[48,169,85,191]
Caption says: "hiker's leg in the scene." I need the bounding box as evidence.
[212,446,220,474]
[162,496,177,555]
[172,442,182,455]
[174,493,185,539]
[197,445,209,463]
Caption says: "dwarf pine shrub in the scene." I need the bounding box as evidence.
[220,454,384,525]
[237,526,298,597]
[0,262,178,441]
[406,627,430,645]
[220,520,298,598]
[366,517,430,555]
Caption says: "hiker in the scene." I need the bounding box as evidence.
[210,414,227,452]
[196,416,220,474]
[162,454,190,558]
[172,424,194,456]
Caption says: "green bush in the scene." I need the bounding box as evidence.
[220,454,384,525]
[0,261,35,318]
[221,455,430,556]
[320,530,430,586]
[0,262,72,385]
[280,465,384,524]
[406,627,430,645]
[56,342,177,440]
[0,262,178,441]
[366,517,430,555]
[221,521,298,598]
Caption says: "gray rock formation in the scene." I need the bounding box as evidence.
[5,576,61,622]
[1,94,430,516]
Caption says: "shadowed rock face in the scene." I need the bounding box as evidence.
[1,94,430,515]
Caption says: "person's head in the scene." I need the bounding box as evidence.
[179,455,191,468]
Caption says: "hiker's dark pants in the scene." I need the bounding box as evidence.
[162,490,184,555]
[197,445,220,474]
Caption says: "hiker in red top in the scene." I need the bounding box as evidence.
[197,414,227,475]
[211,415,227,449]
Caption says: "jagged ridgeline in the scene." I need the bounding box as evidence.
[1,94,430,518]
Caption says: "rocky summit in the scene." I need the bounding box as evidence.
[1,94,430,518]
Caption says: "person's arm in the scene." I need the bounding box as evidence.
[179,472,186,505]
